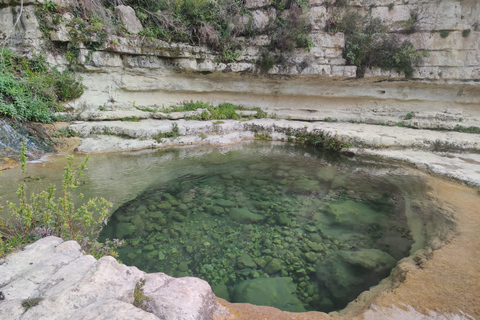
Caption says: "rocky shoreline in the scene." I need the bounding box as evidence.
[1,174,479,319]
[68,117,480,190]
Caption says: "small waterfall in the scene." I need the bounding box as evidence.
[0,118,54,159]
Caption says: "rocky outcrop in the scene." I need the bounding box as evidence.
[0,237,223,320]
[0,0,478,126]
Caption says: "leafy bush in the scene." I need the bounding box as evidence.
[462,29,471,37]
[153,122,180,141]
[133,279,151,311]
[339,15,426,78]
[257,52,276,72]
[0,49,83,122]
[0,143,120,258]
[285,129,352,151]
[440,30,450,38]
[403,10,420,34]
[268,1,312,52]
[22,297,44,310]
[127,0,311,61]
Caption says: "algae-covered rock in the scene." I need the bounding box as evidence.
[178,203,188,211]
[322,200,387,227]
[236,253,257,269]
[229,207,265,223]
[131,215,143,226]
[232,277,305,312]
[207,205,225,215]
[150,211,165,220]
[252,179,268,186]
[157,202,172,210]
[115,222,137,238]
[170,211,186,222]
[316,167,336,182]
[178,261,189,272]
[277,212,291,225]
[305,252,318,263]
[144,244,155,251]
[292,178,319,193]
[316,249,396,305]
[263,258,282,275]
[212,283,230,301]
[215,199,236,207]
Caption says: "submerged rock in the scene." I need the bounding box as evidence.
[229,207,265,223]
[236,253,257,269]
[316,249,396,306]
[263,258,282,275]
[115,222,137,238]
[212,283,230,301]
[232,277,305,312]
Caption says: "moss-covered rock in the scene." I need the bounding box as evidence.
[229,207,264,223]
[316,249,396,306]
[232,277,305,312]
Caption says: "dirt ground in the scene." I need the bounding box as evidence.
[215,177,480,320]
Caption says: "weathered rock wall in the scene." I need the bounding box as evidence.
[0,0,478,122]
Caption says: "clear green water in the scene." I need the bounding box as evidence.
[100,142,417,313]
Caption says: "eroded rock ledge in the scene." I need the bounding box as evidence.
[0,236,223,320]
[69,118,480,189]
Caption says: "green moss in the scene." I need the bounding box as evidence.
[254,132,272,140]
[454,125,480,134]
[162,101,267,120]
[22,297,44,310]
[440,30,450,38]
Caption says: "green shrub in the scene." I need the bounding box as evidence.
[127,0,311,61]
[403,10,419,34]
[286,129,352,151]
[462,29,471,37]
[0,49,83,123]
[121,116,141,122]
[154,123,181,141]
[42,1,57,13]
[257,53,275,73]
[163,100,267,120]
[404,112,414,120]
[340,16,426,78]
[454,125,480,134]
[440,30,450,38]
[133,279,151,311]
[0,143,120,258]
[22,297,44,310]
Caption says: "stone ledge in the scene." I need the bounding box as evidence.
[0,237,222,320]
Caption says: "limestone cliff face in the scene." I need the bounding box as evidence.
[0,0,479,120]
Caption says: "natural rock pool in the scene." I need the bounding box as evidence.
[93,141,450,313]
[0,141,453,314]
